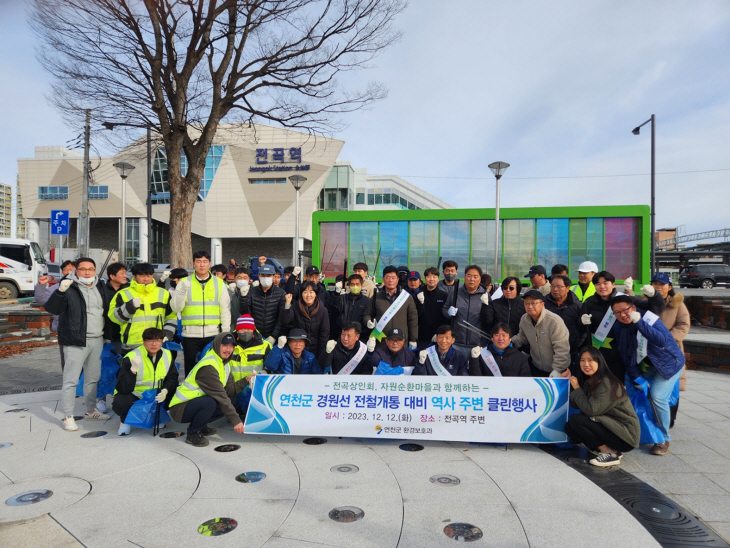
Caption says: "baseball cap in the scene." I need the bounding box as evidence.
[220,334,236,346]
[236,314,256,331]
[169,268,188,279]
[386,327,405,340]
[525,265,546,278]
[306,265,320,276]
[651,272,672,285]
[407,270,421,280]
[577,261,599,273]
[397,265,409,274]
[523,289,545,302]
[259,264,275,276]
[287,328,310,341]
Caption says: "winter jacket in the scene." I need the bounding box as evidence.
[372,344,416,372]
[544,290,584,353]
[482,296,525,336]
[279,297,330,357]
[441,284,489,347]
[437,279,457,297]
[35,283,60,332]
[634,292,690,353]
[239,284,287,339]
[44,277,109,347]
[364,286,419,343]
[414,345,469,376]
[264,345,322,374]
[569,376,640,448]
[511,308,571,375]
[612,309,685,381]
[417,286,449,346]
[101,279,129,341]
[328,291,371,337]
[319,340,377,375]
[469,343,530,377]
[289,281,328,309]
[115,348,179,406]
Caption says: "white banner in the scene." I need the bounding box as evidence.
[244,375,569,443]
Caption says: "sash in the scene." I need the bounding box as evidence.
[491,286,503,300]
[336,341,368,375]
[425,346,452,377]
[636,311,660,363]
[371,289,411,341]
[480,347,503,377]
[591,292,625,347]
[402,366,414,376]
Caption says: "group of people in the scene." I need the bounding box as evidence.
[37,253,689,461]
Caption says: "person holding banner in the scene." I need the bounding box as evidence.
[372,327,417,374]
[415,325,469,376]
[469,323,530,377]
[320,321,377,375]
[565,347,640,467]
[264,328,323,374]
[610,295,685,456]
[364,265,418,349]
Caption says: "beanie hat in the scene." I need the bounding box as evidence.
[236,315,256,331]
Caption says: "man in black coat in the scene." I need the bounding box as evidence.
[416,267,450,348]
[239,264,287,344]
[319,321,377,375]
[544,275,583,354]
[328,274,371,340]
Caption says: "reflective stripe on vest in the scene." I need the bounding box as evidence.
[116,347,173,398]
[571,282,596,303]
[118,287,170,345]
[230,341,272,381]
[169,353,231,406]
[181,276,223,326]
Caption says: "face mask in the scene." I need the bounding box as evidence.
[398,273,407,282]
[349,286,361,295]
[238,332,253,343]
[236,279,249,289]
[260,277,273,288]
[78,276,95,285]
[444,273,456,282]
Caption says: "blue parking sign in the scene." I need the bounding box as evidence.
[51,210,70,235]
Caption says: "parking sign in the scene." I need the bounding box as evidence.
[51,210,70,235]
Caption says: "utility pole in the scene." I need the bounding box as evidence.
[146,124,152,262]
[78,109,91,257]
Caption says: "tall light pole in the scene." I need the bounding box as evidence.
[632,115,656,276]
[114,162,135,264]
[488,161,510,282]
[289,174,307,269]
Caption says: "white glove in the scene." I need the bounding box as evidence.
[155,388,168,403]
[409,341,417,350]
[448,306,458,317]
[641,284,655,297]
[419,350,427,364]
[228,282,236,291]
[132,297,142,308]
[417,292,425,304]
[629,311,641,323]
[252,280,260,287]
[471,346,482,358]
[58,279,73,292]
[549,370,563,379]
[319,272,325,283]
[367,320,375,329]
[265,336,275,346]
[277,336,287,348]
[160,270,171,282]
[130,355,143,374]
[293,266,301,277]
[480,293,489,305]
[335,281,343,294]
[431,334,437,342]
[581,314,592,325]
[240,284,250,296]
[326,340,336,353]
[176,279,190,294]
[623,277,633,292]
[367,337,376,352]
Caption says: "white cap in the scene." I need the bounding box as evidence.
[577,261,598,273]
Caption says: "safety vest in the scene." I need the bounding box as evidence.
[115,347,173,398]
[110,280,175,347]
[181,275,225,326]
[169,351,230,408]
[230,337,272,382]
[571,282,596,303]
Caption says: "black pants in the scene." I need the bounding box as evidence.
[182,336,216,375]
[180,396,224,433]
[528,359,550,378]
[564,413,634,453]
[112,393,140,423]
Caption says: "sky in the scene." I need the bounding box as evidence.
[1,1,729,238]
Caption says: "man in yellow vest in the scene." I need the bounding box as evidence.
[572,261,598,303]
[109,262,177,353]
[171,250,231,375]
[230,314,272,417]
[168,333,255,447]
[112,328,179,436]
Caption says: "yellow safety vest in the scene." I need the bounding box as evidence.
[115,347,173,398]
[230,337,272,382]
[181,275,225,326]
[109,280,176,347]
[169,351,230,408]
[571,282,596,303]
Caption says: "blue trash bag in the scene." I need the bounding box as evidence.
[124,389,171,429]
[236,386,252,416]
[624,376,665,444]
[163,340,183,352]
[374,361,403,375]
[76,343,121,398]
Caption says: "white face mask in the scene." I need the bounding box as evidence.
[78,276,95,285]
[260,277,273,288]
[236,279,249,289]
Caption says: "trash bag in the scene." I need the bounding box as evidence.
[374,361,403,375]
[163,340,183,352]
[124,390,171,429]
[625,376,665,444]
[669,378,680,428]
[76,343,120,398]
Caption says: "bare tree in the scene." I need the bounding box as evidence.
[31,0,405,266]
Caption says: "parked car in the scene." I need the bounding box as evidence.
[678,264,730,289]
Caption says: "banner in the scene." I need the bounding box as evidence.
[244,375,569,443]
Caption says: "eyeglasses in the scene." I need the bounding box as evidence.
[551,285,567,290]
[613,306,633,317]
[503,286,517,291]
[524,301,543,308]
[76,267,96,273]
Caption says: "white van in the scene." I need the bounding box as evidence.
[0,238,47,299]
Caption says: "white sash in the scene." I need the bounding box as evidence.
[402,366,414,376]
[375,289,411,334]
[636,311,660,363]
[480,347,503,377]
[592,292,626,345]
[426,346,452,376]
[336,341,368,375]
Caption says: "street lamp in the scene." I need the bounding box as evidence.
[113,161,135,263]
[632,115,656,276]
[488,161,510,282]
[289,174,307,271]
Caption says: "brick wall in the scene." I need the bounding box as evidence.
[684,341,730,372]
[0,308,55,342]
[685,295,730,330]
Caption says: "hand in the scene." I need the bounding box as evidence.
[417,292,425,304]
[641,284,655,297]
[561,369,571,378]
[163,329,175,343]
[228,282,236,291]
[240,284,250,296]
[234,422,245,434]
[285,294,293,306]
[319,272,325,283]
[58,279,73,292]
[367,320,375,329]
[634,376,649,396]
[277,336,287,349]
[549,370,563,378]
[431,334,437,343]
[623,276,633,292]
[419,350,427,364]
[581,314,592,326]
[252,280,260,287]
[155,388,168,403]
[38,275,49,285]
[569,376,580,389]
[176,279,190,294]
[409,341,417,351]
[293,266,301,277]
[471,346,482,358]
[130,355,142,374]
[258,256,267,266]
[265,336,275,346]
[448,306,458,317]
[326,340,336,353]
[629,311,641,323]
[480,293,489,305]
[335,281,343,294]
[160,270,171,282]
[367,337,376,352]
[125,297,142,315]
[246,371,257,383]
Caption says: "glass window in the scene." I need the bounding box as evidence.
[374,192,382,205]
[379,221,409,276]
[470,220,497,274]
[408,221,440,275]
[604,217,638,279]
[569,218,604,273]
[125,218,140,265]
[440,221,471,277]
[536,218,569,271]
[356,191,365,205]
[320,222,348,279]
[367,190,374,205]
[349,221,379,274]
[503,219,535,278]
[151,145,225,204]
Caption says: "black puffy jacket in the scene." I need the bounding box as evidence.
[468,344,530,377]
[544,291,583,353]
[279,298,330,357]
[319,340,377,375]
[481,296,525,336]
[44,278,109,347]
[328,292,371,336]
[239,285,286,339]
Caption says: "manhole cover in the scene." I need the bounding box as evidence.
[430,474,460,486]
[4,408,29,413]
[632,499,682,520]
[399,443,424,452]
[444,523,483,541]
[159,431,185,438]
[330,464,359,474]
[74,416,84,421]
[6,490,54,506]
[198,517,237,536]
[303,437,327,445]
[0,443,12,450]
[236,471,266,483]
[80,431,107,438]
[329,506,364,522]
[214,444,240,452]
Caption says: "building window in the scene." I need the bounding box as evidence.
[356,190,365,205]
[151,145,225,204]
[125,218,140,265]
[249,179,286,184]
[88,185,109,199]
[38,186,68,200]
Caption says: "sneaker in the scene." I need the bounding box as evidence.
[85,409,111,421]
[200,427,217,437]
[589,452,621,467]
[185,431,209,447]
[651,441,670,456]
[118,423,131,436]
[63,416,79,432]
[96,399,107,413]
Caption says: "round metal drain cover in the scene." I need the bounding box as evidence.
[6,489,53,506]
[80,431,107,438]
[0,443,12,450]
[430,474,460,486]
[331,464,359,474]
[303,437,327,445]
[329,506,364,523]
[633,499,681,520]
[198,517,237,536]
[236,471,266,483]
[5,408,29,413]
[399,443,424,452]
[444,523,483,542]
[214,444,240,452]
[159,431,185,438]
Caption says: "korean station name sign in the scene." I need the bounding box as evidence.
[244,376,569,444]
[249,147,310,173]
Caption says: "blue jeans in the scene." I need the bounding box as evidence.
[646,365,683,442]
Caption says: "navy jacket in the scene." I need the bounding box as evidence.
[372,345,416,371]
[264,345,323,374]
[413,345,469,376]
